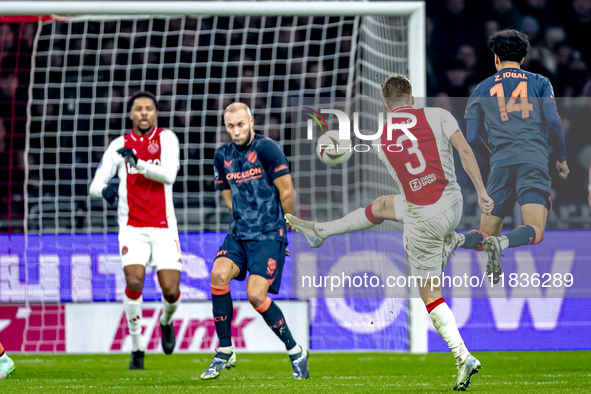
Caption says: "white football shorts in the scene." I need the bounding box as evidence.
[403,197,462,279]
[118,226,182,271]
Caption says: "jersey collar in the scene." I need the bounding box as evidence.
[391,106,413,112]
[130,125,157,140]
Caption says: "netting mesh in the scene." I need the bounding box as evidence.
[2,12,416,352]
[26,14,407,234]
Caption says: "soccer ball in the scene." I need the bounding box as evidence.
[316,130,353,166]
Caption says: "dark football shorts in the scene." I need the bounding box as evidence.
[487,163,552,218]
[214,235,287,294]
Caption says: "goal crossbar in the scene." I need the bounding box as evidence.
[0,1,423,17]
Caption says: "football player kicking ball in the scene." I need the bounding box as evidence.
[200,102,308,380]
[443,30,568,283]
[0,343,15,379]
[90,91,182,370]
[287,74,493,390]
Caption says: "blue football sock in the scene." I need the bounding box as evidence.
[258,299,297,351]
[504,225,539,248]
[460,230,487,250]
[212,290,233,348]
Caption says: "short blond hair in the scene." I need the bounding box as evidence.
[381,74,412,109]
[225,102,251,117]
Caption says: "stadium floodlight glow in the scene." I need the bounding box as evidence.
[4,0,428,354]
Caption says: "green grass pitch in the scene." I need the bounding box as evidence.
[3,351,591,393]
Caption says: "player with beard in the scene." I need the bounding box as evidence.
[200,102,309,380]
[90,91,182,370]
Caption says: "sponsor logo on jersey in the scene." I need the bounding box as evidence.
[127,158,161,174]
[409,173,437,191]
[147,141,159,154]
[226,167,262,181]
[248,151,257,163]
[122,246,129,255]
[274,164,288,173]
[224,160,233,167]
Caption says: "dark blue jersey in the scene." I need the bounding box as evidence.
[214,134,290,241]
[465,68,562,170]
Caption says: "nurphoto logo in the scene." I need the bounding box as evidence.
[305,107,418,153]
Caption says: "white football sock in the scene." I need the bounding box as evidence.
[316,207,375,238]
[457,233,466,246]
[124,293,144,352]
[218,346,233,354]
[429,300,469,363]
[287,344,302,356]
[160,294,181,326]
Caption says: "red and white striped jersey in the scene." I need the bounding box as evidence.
[89,127,180,230]
[377,106,462,222]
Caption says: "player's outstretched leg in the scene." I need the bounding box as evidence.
[286,203,385,249]
[254,297,309,379]
[442,230,489,271]
[0,343,15,379]
[427,298,481,391]
[285,214,326,248]
[201,284,236,379]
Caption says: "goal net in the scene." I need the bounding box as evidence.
[0,2,426,353]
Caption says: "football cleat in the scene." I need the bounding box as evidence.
[285,214,325,248]
[453,354,482,391]
[0,354,15,379]
[482,237,502,284]
[442,231,460,271]
[129,350,145,370]
[160,323,176,355]
[200,351,236,380]
[289,347,310,379]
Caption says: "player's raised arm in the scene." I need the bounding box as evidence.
[89,138,122,204]
[133,130,180,184]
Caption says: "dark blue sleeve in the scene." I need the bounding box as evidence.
[213,148,230,191]
[467,117,492,160]
[540,77,557,106]
[464,85,482,121]
[259,138,290,180]
[543,103,567,163]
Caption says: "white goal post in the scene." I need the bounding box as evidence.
[1,1,427,354]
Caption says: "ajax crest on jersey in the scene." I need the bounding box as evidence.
[317,130,353,166]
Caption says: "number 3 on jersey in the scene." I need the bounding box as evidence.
[397,134,426,175]
[490,81,533,121]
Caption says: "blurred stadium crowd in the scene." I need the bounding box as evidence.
[1,0,591,233]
